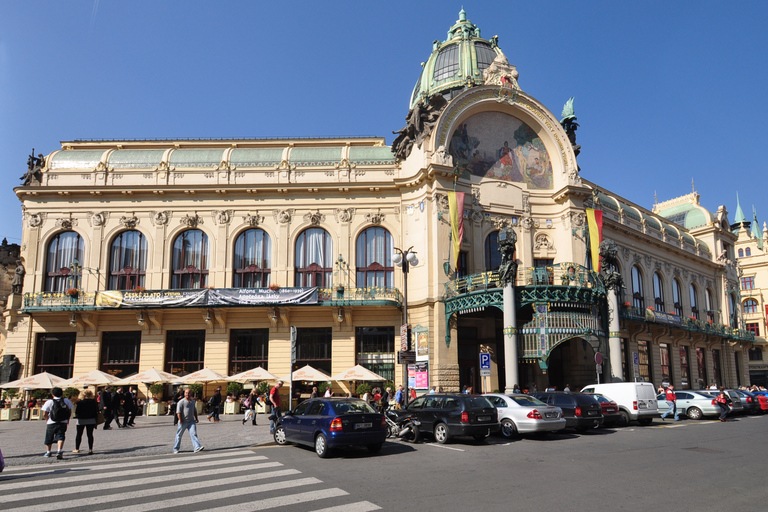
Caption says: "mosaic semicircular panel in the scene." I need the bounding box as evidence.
[449,112,553,189]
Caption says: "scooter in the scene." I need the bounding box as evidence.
[385,409,421,443]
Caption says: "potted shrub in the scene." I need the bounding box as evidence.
[269,283,280,291]
[187,384,203,399]
[227,381,243,397]
[355,382,372,398]
[2,388,19,406]
[63,387,80,401]
[148,383,165,399]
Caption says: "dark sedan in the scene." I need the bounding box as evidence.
[396,393,499,444]
[273,398,387,458]
[534,392,604,431]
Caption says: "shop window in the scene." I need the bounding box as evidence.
[166,330,205,376]
[696,348,707,387]
[356,227,394,288]
[679,346,690,389]
[229,329,269,374]
[35,333,76,379]
[638,340,652,383]
[712,349,722,387]
[100,331,141,379]
[108,230,147,290]
[356,326,395,382]
[295,228,333,287]
[44,232,85,292]
[660,343,672,384]
[171,230,209,289]
[233,229,271,288]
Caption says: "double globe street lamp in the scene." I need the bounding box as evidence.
[392,246,418,405]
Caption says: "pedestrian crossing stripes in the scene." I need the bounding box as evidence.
[0,449,381,512]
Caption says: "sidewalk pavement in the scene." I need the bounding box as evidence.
[0,410,275,467]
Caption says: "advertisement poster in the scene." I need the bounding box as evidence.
[94,287,318,308]
[415,329,429,360]
[408,362,429,390]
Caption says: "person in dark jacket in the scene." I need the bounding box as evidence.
[100,386,114,430]
[207,387,222,422]
[111,387,124,428]
[73,390,98,454]
[123,386,138,427]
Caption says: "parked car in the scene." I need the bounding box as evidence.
[655,390,722,420]
[483,393,566,438]
[697,389,744,415]
[749,391,768,412]
[533,392,603,432]
[395,393,499,444]
[586,393,622,426]
[273,397,386,458]
[580,382,659,425]
[733,390,762,415]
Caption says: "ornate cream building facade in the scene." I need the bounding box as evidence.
[1,11,758,398]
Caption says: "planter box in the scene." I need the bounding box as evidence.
[0,408,22,421]
[147,402,166,416]
[223,402,241,415]
[195,401,204,414]
[255,402,268,414]
[30,407,43,420]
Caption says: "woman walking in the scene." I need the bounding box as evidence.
[242,389,258,426]
[73,390,99,454]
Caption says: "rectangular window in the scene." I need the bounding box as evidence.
[734,352,742,386]
[638,340,652,383]
[296,327,332,376]
[696,348,707,388]
[166,330,205,377]
[456,252,468,279]
[741,276,755,290]
[679,346,690,389]
[229,329,269,375]
[356,326,395,382]
[660,343,672,384]
[35,333,76,379]
[712,349,722,387]
[749,348,763,361]
[101,331,141,379]
[746,323,760,336]
[533,259,554,285]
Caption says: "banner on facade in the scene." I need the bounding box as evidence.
[94,287,318,309]
[644,308,682,326]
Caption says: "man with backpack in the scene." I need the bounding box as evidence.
[41,387,74,460]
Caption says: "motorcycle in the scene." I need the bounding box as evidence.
[385,409,421,443]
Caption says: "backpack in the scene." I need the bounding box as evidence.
[50,399,71,423]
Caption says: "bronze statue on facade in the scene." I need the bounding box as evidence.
[11,260,25,294]
[392,94,448,162]
[20,150,45,186]
[497,228,518,286]
[598,240,623,291]
[560,98,581,158]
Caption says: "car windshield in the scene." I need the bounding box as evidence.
[330,400,377,415]
[591,394,610,404]
[466,396,494,409]
[509,395,545,406]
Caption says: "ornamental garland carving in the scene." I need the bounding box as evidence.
[150,211,171,226]
[55,218,76,230]
[119,214,139,229]
[212,210,234,225]
[493,217,514,230]
[180,213,203,228]
[365,210,385,225]
[334,208,355,223]
[243,213,264,227]
[274,209,295,224]
[304,210,325,226]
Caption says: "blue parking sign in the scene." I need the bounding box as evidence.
[479,353,491,370]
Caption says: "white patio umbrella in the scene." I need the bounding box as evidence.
[59,370,123,388]
[0,372,67,389]
[112,368,177,385]
[227,367,278,383]
[179,368,229,384]
[281,365,331,383]
[330,364,386,382]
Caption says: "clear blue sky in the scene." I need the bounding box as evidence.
[2,1,767,244]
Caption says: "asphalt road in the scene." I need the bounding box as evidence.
[2,414,767,511]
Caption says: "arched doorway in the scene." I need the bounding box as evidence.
[546,337,598,391]
[456,307,504,393]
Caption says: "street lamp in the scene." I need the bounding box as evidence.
[393,246,418,404]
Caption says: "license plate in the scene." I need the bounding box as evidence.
[354,422,372,429]
[638,403,647,409]
[587,410,597,416]
[606,408,615,412]
[545,412,556,418]
[477,416,490,422]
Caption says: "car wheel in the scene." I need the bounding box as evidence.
[273,425,287,445]
[638,418,653,426]
[500,418,518,439]
[367,443,383,453]
[619,411,630,427]
[315,433,331,458]
[434,422,450,444]
[686,407,703,420]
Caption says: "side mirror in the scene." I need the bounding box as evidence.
[285,410,294,417]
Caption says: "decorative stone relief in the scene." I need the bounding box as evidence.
[150,211,171,226]
[335,158,355,172]
[470,210,483,225]
[435,193,449,211]
[683,269,689,279]
[243,213,264,227]
[28,213,44,228]
[644,255,652,266]
[87,212,107,227]
[304,210,325,226]
[274,209,295,224]
[534,233,553,251]
[521,217,533,230]
[334,208,355,223]
[180,213,203,228]
[431,145,453,167]
[664,262,671,273]
[55,218,76,230]
[632,252,641,263]
[212,210,233,225]
[621,246,630,259]
[522,194,531,214]
[365,210,385,225]
[119,214,139,229]
[573,212,585,227]
[471,187,480,205]
[673,267,681,277]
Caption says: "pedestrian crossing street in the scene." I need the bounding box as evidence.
[0,449,381,512]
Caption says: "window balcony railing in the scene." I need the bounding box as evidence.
[619,305,755,342]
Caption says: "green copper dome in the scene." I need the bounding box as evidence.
[409,10,504,108]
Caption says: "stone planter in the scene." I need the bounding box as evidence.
[223,402,241,415]
[0,408,22,421]
[147,402,166,416]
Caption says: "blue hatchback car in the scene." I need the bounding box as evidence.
[273,397,387,458]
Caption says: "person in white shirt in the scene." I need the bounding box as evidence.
[41,387,74,460]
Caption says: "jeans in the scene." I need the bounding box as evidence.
[718,403,729,420]
[174,421,201,452]
[207,405,220,421]
[661,400,679,420]
[270,407,282,433]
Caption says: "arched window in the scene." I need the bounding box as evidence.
[689,284,699,320]
[744,299,758,314]
[706,288,715,322]
[295,227,333,287]
[653,272,665,310]
[108,230,147,290]
[746,248,751,257]
[355,226,393,288]
[672,278,683,316]
[171,229,209,289]
[485,231,501,271]
[233,229,272,288]
[738,248,744,258]
[631,265,644,309]
[45,231,85,292]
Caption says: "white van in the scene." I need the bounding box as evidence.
[580,382,659,426]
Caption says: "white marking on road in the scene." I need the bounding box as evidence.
[423,443,465,451]
[210,488,350,511]
[310,500,382,512]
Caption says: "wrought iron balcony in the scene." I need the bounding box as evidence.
[619,305,755,342]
